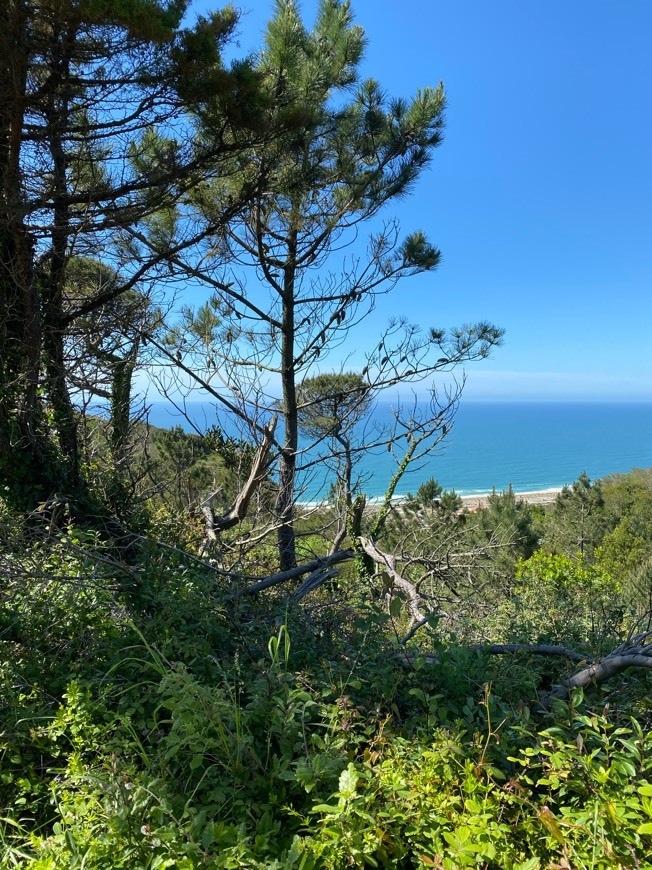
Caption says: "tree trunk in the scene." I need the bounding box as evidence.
[110,350,138,471]
[276,230,298,571]
[330,432,353,553]
[41,24,83,499]
[0,2,54,507]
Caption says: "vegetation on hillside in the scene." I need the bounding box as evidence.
[2,468,652,867]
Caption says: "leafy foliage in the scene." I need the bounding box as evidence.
[3,463,652,867]
[296,372,372,442]
[502,552,621,649]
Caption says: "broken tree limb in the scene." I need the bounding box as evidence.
[289,567,340,603]
[545,652,652,702]
[470,643,591,664]
[402,638,652,705]
[235,549,354,597]
[400,613,446,645]
[201,493,220,544]
[465,640,652,700]
[203,417,277,536]
[461,641,652,702]
[359,536,426,625]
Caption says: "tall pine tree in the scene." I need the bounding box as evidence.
[171,0,502,569]
[0,0,266,511]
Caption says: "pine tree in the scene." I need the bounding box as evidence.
[171,0,502,569]
[0,0,265,510]
[543,472,608,559]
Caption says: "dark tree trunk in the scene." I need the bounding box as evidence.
[0,2,55,507]
[41,23,83,499]
[276,229,298,571]
[110,350,138,470]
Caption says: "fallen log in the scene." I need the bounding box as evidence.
[402,636,652,705]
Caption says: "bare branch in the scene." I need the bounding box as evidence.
[289,567,340,603]
[237,549,354,597]
[359,536,426,625]
[203,417,277,535]
[470,643,592,665]
[547,652,652,702]
[407,636,652,704]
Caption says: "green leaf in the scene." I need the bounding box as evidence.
[338,763,359,797]
[311,803,341,815]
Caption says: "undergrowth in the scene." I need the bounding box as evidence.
[1,521,651,868]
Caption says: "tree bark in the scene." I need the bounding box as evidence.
[359,536,427,626]
[0,2,51,505]
[238,549,354,596]
[276,227,299,570]
[41,21,83,497]
[330,431,353,554]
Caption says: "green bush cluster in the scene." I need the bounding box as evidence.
[1,503,652,868]
[493,553,622,651]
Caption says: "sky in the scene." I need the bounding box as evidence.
[186,0,652,402]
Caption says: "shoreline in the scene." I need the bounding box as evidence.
[297,487,563,511]
[459,487,562,511]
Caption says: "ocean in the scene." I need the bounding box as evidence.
[146,401,652,501]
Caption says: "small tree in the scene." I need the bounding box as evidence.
[411,477,462,516]
[169,0,503,569]
[297,371,372,550]
[542,472,608,559]
[64,258,157,469]
[477,486,540,560]
[0,0,271,511]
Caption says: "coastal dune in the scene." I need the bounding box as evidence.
[460,488,562,511]
[300,488,563,512]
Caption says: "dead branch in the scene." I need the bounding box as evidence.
[546,652,652,702]
[359,536,427,625]
[289,567,340,603]
[477,640,652,703]
[406,637,652,705]
[202,417,277,537]
[467,639,652,701]
[236,549,354,597]
[400,613,446,645]
[470,643,591,664]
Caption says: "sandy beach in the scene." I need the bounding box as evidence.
[299,487,564,512]
[460,488,563,511]
[297,487,561,512]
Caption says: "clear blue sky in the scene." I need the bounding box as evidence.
[189,0,652,402]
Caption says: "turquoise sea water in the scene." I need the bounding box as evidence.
[147,401,652,500]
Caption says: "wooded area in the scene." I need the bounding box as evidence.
[2,1,652,866]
